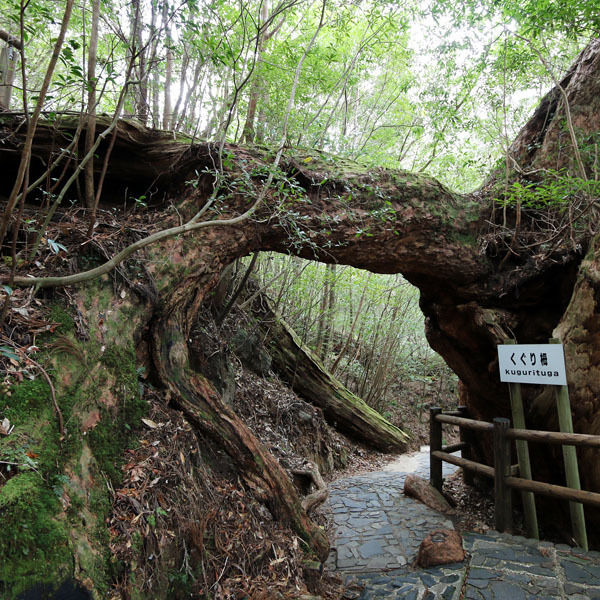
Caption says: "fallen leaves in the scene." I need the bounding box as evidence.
[141,417,160,429]
[107,392,315,600]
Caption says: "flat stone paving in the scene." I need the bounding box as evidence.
[326,447,600,599]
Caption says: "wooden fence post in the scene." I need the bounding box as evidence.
[504,339,539,539]
[493,418,512,533]
[550,338,588,550]
[430,407,443,492]
[458,405,474,486]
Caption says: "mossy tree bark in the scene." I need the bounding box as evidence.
[251,290,410,452]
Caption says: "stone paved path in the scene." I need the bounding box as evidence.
[325,447,600,599]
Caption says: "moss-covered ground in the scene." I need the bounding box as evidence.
[0,291,147,599]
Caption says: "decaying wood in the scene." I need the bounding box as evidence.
[251,290,410,452]
[291,462,328,513]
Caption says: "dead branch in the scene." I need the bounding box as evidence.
[291,462,328,513]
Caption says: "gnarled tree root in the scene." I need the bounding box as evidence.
[292,462,329,514]
[151,313,329,562]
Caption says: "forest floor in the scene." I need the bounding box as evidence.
[0,282,515,599]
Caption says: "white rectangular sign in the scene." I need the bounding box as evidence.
[498,344,567,386]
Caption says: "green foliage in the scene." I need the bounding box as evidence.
[498,172,600,210]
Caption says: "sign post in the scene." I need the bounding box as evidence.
[502,340,539,540]
[498,342,567,385]
[498,339,587,549]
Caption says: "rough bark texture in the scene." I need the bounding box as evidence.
[540,236,600,492]
[252,291,410,452]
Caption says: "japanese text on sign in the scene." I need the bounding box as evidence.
[497,344,567,386]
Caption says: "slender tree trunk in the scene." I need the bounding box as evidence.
[256,102,268,142]
[176,57,203,131]
[170,44,190,130]
[83,0,100,209]
[0,34,21,109]
[132,0,149,124]
[0,0,75,247]
[322,263,336,363]
[147,0,160,127]
[331,274,371,375]
[315,264,329,357]
[162,3,173,130]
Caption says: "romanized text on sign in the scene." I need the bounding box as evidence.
[497,343,567,386]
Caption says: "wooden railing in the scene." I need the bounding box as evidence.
[430,406,600,546]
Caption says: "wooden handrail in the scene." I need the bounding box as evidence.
[430,407,600,545]
[506,476,600,509]
[506,428,600,448]
[441,441,468,454]
[435,413,493,432]
[431,450,495,478]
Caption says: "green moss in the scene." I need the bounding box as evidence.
[2,378,51,420]
[1,293,151,597]
[49,303,75,331]
[0,379,68,485]
[0,375,83,597]
[0,473,72,598]
[87,343,147,482]
[450,230,478,247]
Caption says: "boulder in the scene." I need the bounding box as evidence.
[416,529,465,567]
[403,474,452,513]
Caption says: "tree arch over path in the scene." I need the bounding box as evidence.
[1,36,599,565]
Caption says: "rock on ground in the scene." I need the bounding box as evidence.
[416,529,466,567]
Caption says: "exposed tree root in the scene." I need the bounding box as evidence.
[151,313,330,561]
[292,462,329,514]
